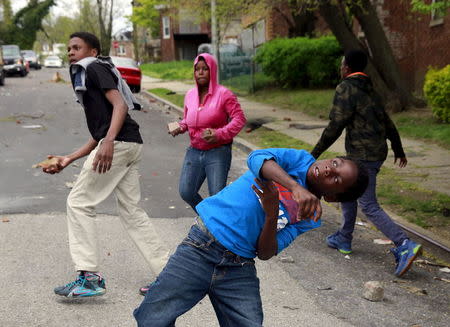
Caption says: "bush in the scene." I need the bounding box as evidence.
[424,65,450,123]
[254,36,342,88]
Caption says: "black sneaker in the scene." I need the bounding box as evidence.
[54,272,106,297]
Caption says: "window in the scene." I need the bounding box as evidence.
[430,0,445,26]
[162,16,171,39]
[118,45,126,55]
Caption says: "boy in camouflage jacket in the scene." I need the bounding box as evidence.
[311,50,422,277]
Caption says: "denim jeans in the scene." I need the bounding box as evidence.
[179,144,232,212]
[339,160,408,247]
[134,224,263,327]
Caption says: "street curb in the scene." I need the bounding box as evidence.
[141,90,259,154]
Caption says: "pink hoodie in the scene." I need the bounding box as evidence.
[179,53,246,150]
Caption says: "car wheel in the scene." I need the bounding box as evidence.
[20,69,27,77]
[0,73,5,86]
[134,85,141,93]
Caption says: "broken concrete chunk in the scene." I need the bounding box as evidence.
[32,157,59,169]
[363,281,384,302]
[279,255,295,263]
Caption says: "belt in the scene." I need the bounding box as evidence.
[195,216,217,241]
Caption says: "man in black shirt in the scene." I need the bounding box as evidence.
[43,32,168,297]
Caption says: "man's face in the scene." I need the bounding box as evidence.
[307,158,358,201]
[194,59,210,88]
[67,37,97,64]
[340,57,350,79]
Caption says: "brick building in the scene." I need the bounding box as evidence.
[158,7,210,62]
[370,0,449,92]
[110,30,134,58]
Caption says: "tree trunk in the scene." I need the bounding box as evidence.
[318,0,402,112]
[349,0,425,110]
[96,0,113,56]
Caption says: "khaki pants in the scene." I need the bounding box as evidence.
[66,140,168,274]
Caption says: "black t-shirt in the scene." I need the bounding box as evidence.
[80,62,143,143]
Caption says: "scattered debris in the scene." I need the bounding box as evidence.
[282,305,299,310]
[166,91,176,95]
[415,259,450,268]
[32,157,59,169]
[22,124,44,129]
[400,285,427,296]
[283,117,292,121]
[142,109,149,113]
[439,267,450,273]
[317,286,333,291]
[2,218,10,223]
[279,255,295,263]
[149,98,156,103]
[12,112,45,119]
[168,206,175,209]
[107,252,111,256]
[344,255,351,260]
[288,123,328,130]
[356,221,368,226]
[272,109,277,112]
[65,182,74,189]
[373,239,393,245]
[51,72,64,83]
[363,281,384,302]
[433,277,450,283]
[391,280,410,284]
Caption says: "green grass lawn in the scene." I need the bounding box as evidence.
[148,88,185,108]
[141,60,192,81]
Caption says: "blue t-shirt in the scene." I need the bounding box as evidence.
[196,148,321,259]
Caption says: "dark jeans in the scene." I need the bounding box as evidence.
[179,144,232,212]
[340,160,408,247]
[134,224,263,327]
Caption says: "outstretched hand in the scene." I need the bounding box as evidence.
[394,157,407,168]
[42,155,72,174]
[291,184,322,222]
[252,178,279,219]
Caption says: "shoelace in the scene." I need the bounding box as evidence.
[64,276,86,288]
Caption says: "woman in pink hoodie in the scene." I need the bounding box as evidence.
[168,53,246,212]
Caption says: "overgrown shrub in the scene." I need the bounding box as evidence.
[254,36,342,88]
[424,65,450,123]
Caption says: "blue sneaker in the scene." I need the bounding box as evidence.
[54,272,106,297]
[326,232,352,254]
[391,239,422,277]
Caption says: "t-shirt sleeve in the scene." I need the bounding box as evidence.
[86,63,118,91]
[276,219,321,253]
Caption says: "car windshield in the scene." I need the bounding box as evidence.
[2,46,21,57]
[111,57,137,68]
[46,56,59,60]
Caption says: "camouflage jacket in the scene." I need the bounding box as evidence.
[311,74,405,161]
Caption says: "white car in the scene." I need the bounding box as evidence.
[44,56,63,68]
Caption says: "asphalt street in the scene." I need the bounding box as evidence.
[0,68,448,326]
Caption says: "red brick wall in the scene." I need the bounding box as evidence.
[377,0,450,92]
[160,14,176,62]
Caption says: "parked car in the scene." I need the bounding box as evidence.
[197,43,252,78]
[21,50,41,69]
[0,47,5,86]
[110,56,142,93]
[1,44,28,77]
[44,55,63,68]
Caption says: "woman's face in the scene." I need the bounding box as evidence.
[195,59,210,88]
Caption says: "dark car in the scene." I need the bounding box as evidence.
[110,56,142,93]
[0,46,5,86]
[1,45,28,77]
[21,50,41,69]
[197,43,252,79]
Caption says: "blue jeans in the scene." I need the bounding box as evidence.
[339,160,408,247]
[134,224,263,327]
[179,144,232,212]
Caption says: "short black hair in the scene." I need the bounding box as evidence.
[335,157,369,202]
[344,50,368,72]
[70,32,101,56]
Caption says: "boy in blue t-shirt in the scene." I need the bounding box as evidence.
[134,148,368,327]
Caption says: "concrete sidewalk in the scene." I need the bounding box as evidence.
[141,75,450,250]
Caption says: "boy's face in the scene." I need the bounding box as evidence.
[67,37,98,64]
[307,158,358,201]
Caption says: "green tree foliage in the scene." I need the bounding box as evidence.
[131,0,165,38]
[0,0,55,49]
[410,0,450,14]
[424,65,450,123]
